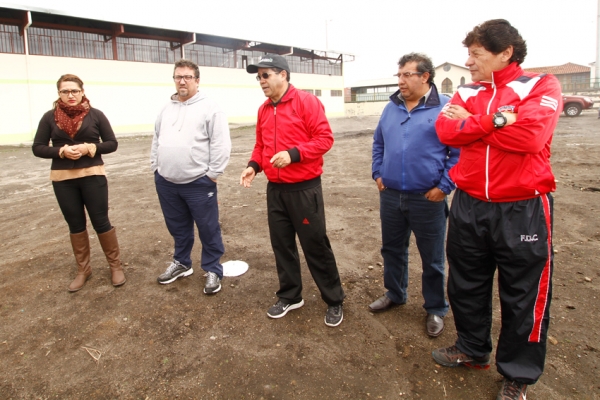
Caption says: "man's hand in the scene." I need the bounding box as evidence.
[443,104,472,120]
[376,177,386,192]
[270,151,291,168]
[240,167,256,188]
[425,187,446,202]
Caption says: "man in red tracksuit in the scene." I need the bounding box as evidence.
[239,54,345,327]
[431,20,562,400]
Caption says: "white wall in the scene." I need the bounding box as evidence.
[0,53,345,144]
[344,101,387,117]
[435,63,470,93]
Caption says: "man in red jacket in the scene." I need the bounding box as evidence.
[239,54,345,327]
[432,20,561,400]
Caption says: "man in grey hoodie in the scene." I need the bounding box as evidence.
[151,59,231,294]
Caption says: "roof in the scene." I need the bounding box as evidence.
[523,62,590,75]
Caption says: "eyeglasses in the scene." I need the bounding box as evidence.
[394,71,424,78]
[173,75,197,82]
[59,89,82,96]
[255,72,280,81]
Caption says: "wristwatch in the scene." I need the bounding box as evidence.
[493,112,507,128]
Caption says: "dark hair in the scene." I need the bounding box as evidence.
[462,19,527,65]
[54,74,85,109]
[174,59,200,78]
[398,53,435,83]
[271,67,290,82]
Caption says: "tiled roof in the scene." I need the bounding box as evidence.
[523,62,590,75]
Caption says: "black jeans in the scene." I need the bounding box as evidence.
[52,175,112,234]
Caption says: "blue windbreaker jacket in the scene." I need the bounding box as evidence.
[372,84,459,194]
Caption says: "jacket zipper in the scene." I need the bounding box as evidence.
[274,105,279,181]
[485,74,497,202]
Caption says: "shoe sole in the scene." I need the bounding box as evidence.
[267,299,305,319]
[157,268,194,285]
[324,313,344,327]
[432,351,490,370]
[204,283,221,295]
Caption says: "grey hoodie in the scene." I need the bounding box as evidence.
[151,91,231,184]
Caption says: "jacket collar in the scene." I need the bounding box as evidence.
[487,62,523,87]
[390,82,442,108]
[263,84,296,107]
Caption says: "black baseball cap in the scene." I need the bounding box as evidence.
[246,54,290,74]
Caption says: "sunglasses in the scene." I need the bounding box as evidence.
[255,72,280,81]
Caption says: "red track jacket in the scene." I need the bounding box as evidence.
[249,84,333,183]
[436,62,562,202]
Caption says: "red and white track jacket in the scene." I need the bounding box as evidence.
[436,62,562,202]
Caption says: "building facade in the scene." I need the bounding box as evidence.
[0,6,348,144]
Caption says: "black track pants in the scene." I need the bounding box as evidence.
[447,189,553,384]
[267,182,344,306]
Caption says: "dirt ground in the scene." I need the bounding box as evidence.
[0,110,599,400]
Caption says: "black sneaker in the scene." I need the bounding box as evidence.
[432,345,490,369]
[267,299,304,319]
[203,271,221,295]
[497,379,527,400]
[325,304,343,327]
[157,261,193,284]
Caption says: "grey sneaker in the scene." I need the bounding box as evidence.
[203,271,221,294]
[432,345,490,370]
[325,304,343,327]
[497,379,527,400]
[157,261,193,284]
[267,299,304,318]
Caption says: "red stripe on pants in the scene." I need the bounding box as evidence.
[528,194,552,342]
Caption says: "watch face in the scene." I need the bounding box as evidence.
[494,113,506,126]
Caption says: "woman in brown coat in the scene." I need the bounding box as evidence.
[32,74,126,291]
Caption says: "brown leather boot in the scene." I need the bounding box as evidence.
[98,227,126,287]
[68,230,92,292]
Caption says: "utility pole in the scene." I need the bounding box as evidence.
[596,0,599,87]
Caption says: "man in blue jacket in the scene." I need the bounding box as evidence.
[369,53,459,337]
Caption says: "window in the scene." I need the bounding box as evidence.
[315,89,321,96]
[187,44,234,68]
[441,78,453,94]
[331,90,342,97]
[0,24,25,54]
[460,77,466,85]
[283,54,342,76]
[237,50,267,69]
[302,89,314,94]
[28,27,113,59]
[116,37,178,64]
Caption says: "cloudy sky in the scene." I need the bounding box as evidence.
[4,0,598,85]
